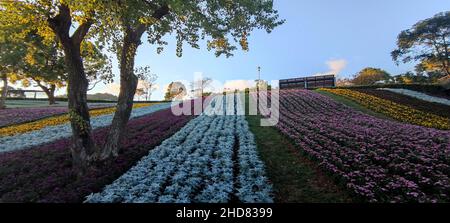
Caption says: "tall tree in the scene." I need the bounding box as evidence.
[136,66,158,101]
[352,67,391,85]
[2,0,283,173]
[99,0,284,159]
[15,32,66,105]
[165,81,187,101]
[1,0,111,173]
[392,11,450,79]
[0,12,113,107]
[0,74,7,109]
[191,77,212,97]
[0,23,27,109]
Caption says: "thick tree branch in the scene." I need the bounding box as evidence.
[32,78,45,89]
[71,20,93,46]
[152,4,170,20]
[47,4,72,42]
[135,4,170,40]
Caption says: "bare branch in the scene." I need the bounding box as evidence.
[88,79,102,91]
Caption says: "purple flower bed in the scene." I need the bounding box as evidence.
[0,104,114,128]
[0,107,193,202]
[276,89,450,202]
[0,107,68,127]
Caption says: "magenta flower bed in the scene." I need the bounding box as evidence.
[276,89,450,202]
[0,107,68,127]
[0,107,193,202]
[0,104,114,128]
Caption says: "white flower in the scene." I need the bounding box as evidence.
[380,88,450,106]
[85,94,273,203]
[0,103,173,153]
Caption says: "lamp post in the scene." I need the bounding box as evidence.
[257,66,261,81]
[257,66,261,114]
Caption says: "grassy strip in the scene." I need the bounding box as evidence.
[315,89,393,121]
[244,92,352,202]
[246,115,352,202]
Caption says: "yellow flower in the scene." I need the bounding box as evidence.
[320,88,450,130]
[0,103,155,136]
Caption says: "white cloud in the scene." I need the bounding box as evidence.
[105,83,121,96]
[223,80,255,91]
[314,59,348,77]
[136,80,148,89]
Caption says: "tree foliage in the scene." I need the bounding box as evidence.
[0,0,284,172]
[0,3,113,104]
[136,66,158,101]
[165,81,187,101]
[94,0,284,58]
[352,67,391,85]
[392,11,450,78]
[191,77,212,97]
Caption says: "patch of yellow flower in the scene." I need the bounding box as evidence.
[0,103,154,137]
[320,88,450,130]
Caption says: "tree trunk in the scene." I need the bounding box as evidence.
[36,82,57,105]
[48,4,96,175]
[63,42,98,173]
[48,85,56,105]
[0,74,7,109]
[100,4,169,160]
[101,27,140,160]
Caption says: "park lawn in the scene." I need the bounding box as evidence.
[5,100,69,108]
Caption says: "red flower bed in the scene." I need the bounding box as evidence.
[0,107,193,202]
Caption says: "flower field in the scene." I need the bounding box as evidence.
[85,94,273,203]
[381,88,450,106]
[1,89,448,203]
[353,89,450,119]
[0,104,114,128]
[0,106,194,202]
[274,89,450,202]
[320,88,450,130]
[0,107,68,128]
[0,103,171,153]
[0,103,153,137]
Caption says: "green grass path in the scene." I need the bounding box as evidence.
[245,93,352,202]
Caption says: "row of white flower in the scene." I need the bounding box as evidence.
[0,103,172,153]
[380,88,450,106]
[85,94,273,203]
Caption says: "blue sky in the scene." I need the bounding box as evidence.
[73,1,450,100]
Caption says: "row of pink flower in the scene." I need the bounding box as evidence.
[0,106,194,202]
[275,89,450,202]
[0,104,114,127]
